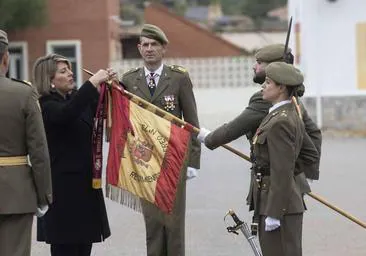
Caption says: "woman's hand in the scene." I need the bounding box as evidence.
[88,68,117,89]
[106,68,118,81]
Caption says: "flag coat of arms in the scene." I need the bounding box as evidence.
[104,86,191,214]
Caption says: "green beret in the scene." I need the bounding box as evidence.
[255,44,291,62]
[0,29,8,45]
[265,62,304,86]
[140,24,169,45]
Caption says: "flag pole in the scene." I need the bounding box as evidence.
[83,68,250,161]
[83,68,366,229]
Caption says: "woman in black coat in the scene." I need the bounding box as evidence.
[33,54,113,256]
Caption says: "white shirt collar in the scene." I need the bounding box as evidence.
[269,100,291,113]
[144,63,164,77]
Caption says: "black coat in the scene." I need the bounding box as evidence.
[37,81,110,244]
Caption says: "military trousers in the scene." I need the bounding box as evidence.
[143,212,185,256]
[258,213,303,256]
[142,180,186,256]
[0,213,33,256]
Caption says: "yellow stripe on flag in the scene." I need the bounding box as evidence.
[118,101,172,203]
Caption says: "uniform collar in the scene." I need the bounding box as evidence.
[144,63,164,77]
[269,100,291,113]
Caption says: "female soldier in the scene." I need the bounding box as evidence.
[250,62,319,256]
[33,54,113,256]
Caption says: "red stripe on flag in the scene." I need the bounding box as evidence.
[154,124,191,214]
[106,87,133,186]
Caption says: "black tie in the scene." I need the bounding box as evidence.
[148,72,156,96]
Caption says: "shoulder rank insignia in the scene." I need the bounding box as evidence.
[280,110,287,117]
[11,78,32,86]
[169,65,187,73]
[271,111,279,116]
[123,67,139,76]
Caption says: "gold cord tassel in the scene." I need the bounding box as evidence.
[292,96,303,120]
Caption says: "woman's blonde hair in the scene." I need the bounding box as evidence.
[32,53,72,96]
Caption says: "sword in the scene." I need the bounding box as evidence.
[225,209,263,256]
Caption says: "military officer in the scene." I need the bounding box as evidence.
[0,29,52,256]
[121,24,201,256]
[198,44,322,189]
[249,62,319,256]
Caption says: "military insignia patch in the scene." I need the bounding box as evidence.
[161,95,176,112]
[121,67,140,80]
[11,78,32,87]
[23,80,31,85]
[169,65,187,73]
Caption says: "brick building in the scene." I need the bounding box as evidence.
[7,0,121,85]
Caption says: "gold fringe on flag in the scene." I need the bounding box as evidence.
[106,184,142,213]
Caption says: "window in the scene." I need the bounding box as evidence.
[8,42,28,80]
[47,40,82,87]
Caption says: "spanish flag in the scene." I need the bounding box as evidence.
[104,85,191,214]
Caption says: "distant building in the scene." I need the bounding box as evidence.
[217,6,288,53]
[288,0,366,130]
[220,31,286,53]
[121,3,245,59]
[268,5,288,21]
[7,0,121,85]
[185,2,223,27]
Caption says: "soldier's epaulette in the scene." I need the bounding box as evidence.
[272,109,288,118]
[169,65,187,73]
[11,78,32,87]
[123,67,139,76]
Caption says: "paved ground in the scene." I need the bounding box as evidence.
[31,135,366,256]
[31,88,366,255]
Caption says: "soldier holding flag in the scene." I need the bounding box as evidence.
[197,44,321,254]
[198,44,321,183]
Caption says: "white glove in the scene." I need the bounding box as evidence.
[186,167,198,180]
[197,127,211,143]
[265,216,281,231]
[35,205,49,218]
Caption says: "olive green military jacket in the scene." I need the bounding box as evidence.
[0,76,52,214]
[251,103,319,219]
[121,64,201,169]
[205,90,322,180]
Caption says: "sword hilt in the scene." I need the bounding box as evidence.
[226,226,239,235]
[226,209,244,225]
[225,209,245,235]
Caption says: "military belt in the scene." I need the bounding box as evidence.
[0,156,28,166]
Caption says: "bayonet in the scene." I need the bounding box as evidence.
[284,16,293,57]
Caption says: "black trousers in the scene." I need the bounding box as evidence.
[50,244,92,256]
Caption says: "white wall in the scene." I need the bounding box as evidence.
[194,86,259,129]
[288,0,366,96]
